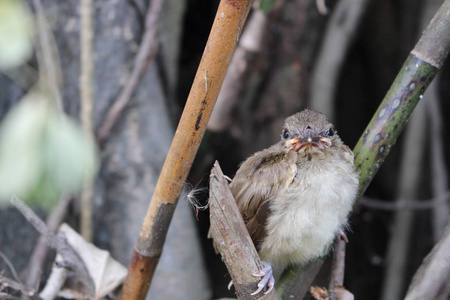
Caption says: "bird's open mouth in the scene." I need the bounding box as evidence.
[285,137,332,152]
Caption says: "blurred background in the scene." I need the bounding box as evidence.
[0,0,449,299]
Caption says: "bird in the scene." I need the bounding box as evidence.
[227,109,359,295]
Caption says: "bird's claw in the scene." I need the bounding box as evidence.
[228,280,234,290]
[339,229,349,243]
[251,261,275,295]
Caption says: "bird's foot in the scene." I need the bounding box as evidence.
[339,229,349,243]
[251,260,275,295]
[228,280,234,290]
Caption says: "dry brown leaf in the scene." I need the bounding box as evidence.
[58,223,127,299]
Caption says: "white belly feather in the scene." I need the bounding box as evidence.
[258,158,358,268]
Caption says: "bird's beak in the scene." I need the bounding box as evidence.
[285,131,332,152]
[285,138,301,151]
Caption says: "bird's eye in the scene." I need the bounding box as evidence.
[283,130,290,139]
[327,127,335,136]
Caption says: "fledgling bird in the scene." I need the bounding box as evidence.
[228,109,359,295]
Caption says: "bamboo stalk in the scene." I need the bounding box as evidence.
[276,1,450,298]
[119,1,254,299]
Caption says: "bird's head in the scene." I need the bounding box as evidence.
[281,109,337,154]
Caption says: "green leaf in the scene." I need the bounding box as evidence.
[44,114,98,195]
[0,0,34,70]
[0,97,48,203]
[259,0,277,14]
[0,97,98,209]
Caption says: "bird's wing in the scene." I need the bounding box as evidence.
[230,144,297,249]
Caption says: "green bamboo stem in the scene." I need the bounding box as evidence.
[354,54,435,196]
[276,0,450,298]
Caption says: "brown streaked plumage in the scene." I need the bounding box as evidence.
[214,109,358,295]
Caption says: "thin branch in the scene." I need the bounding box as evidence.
[0,251,22,285]
[359,194,449,210]
[119,1,254,299]
[328,239,346,300]
[426,79,449,241]
[96,0,165,144]
[0,275,39,299]
[403,225,450,300]
[39,254,69,300]
[32,0,63,112]
[79,0,95,242]
[309,0,370,121]
[10,197,95,295]
[24,196,71,289]
[208,8,267,132]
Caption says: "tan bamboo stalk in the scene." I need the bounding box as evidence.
[119,1,254,299]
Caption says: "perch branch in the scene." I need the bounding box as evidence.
[209,161,279,300]
[96,0,165,144]
[119,1,254,299]
[328,239,346,300]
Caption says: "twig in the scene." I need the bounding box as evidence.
[39,254,68,300]
[31,0,63,112]
[119,1,254,299]
[209,161,279,300]
[208,9,267,132]
[403,225,450,300]
[426,79,449,241]
[24,196,71,289]
[359,194,449,210]
[0,251,22,285]
[328,239,346,300]
[96,0,165,144]
[309,0,370,121]
[381,99,427,300]
[10,197,95,295]
[0,275,39,299]
[79,0,95,242]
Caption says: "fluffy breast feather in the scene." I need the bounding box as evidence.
[258,156,358,267]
